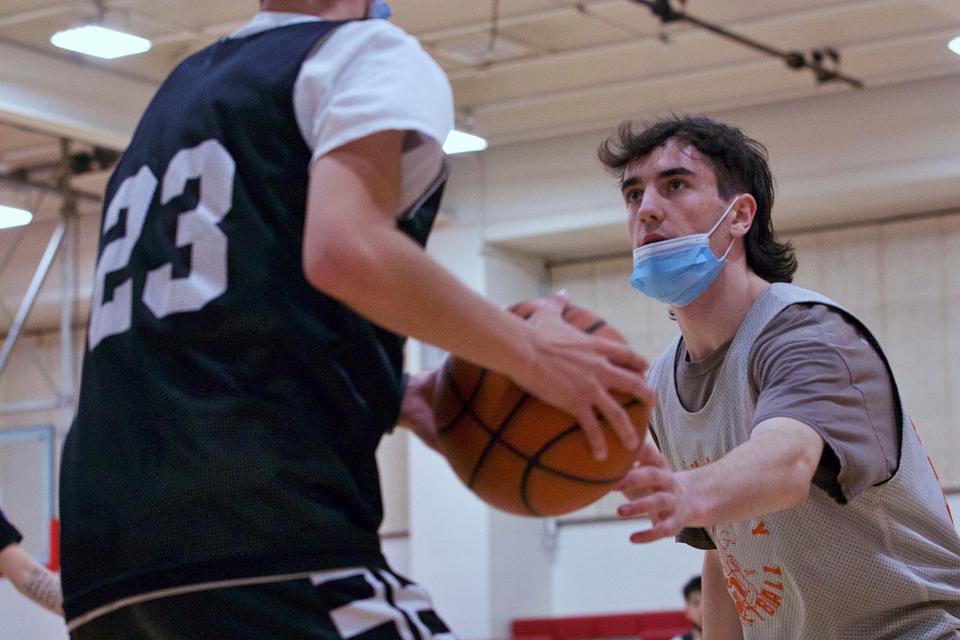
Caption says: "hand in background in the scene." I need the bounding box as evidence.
[397,368,444,452]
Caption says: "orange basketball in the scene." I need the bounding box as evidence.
[434,301,650,517]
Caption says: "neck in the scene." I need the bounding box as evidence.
[260,0,366,20]
[674,260,769,361]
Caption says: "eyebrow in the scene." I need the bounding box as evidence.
[620,167,697,193]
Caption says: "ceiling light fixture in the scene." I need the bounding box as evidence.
[51,25,151,60]
[949,36,960,56]
[444,130,488,155]
[0,205,33,230]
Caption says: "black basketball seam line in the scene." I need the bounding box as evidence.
[445,387,644,506]
[456,393,642,488]
[520,423,622,517]
[446,400,531,460]
[446,395,632,493]
[521,396,644,484]
[520,397,644,516]
[441,315,642,514]
[438,364,485,432]
[466,392,532,488]
[438,366,581,488]
[438,316,605,437]
[437,364,488,435]
[584,319,606,334]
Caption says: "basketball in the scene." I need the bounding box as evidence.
[434,301,651,517]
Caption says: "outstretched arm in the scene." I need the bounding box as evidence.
[0,543,63,616]
[618,417,823,541]
[303,130,654,459]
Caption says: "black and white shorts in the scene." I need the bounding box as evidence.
[70,566,457,640]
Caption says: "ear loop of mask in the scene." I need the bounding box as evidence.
[713,195,740,261]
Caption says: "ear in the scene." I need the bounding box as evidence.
[729,193,757,239]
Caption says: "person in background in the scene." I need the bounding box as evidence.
[0,506,63,615]
[672,575,702,640]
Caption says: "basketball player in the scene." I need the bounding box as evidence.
[602,115,960,638]
[0,507,63,615]
[59,1,653,638]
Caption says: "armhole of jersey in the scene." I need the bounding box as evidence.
[398,158,448,221]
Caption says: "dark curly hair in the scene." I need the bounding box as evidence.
[598,115,796,283]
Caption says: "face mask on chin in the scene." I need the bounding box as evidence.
[368,0,392,19]
[629,196,741,307]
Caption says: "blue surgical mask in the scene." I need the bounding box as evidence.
[368,0,392,19]
[629,196,740,307]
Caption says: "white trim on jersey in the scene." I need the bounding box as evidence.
[67,570,323,631]
[229,13,454,217]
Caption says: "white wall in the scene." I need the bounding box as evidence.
[550,521,702,616]
[0,583,68,640]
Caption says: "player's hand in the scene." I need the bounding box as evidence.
[617,442,694,543]
[515,291,655,460]
[397,368,443,452]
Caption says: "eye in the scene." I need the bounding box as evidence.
[668,178,686,191]
[625,188,642,203]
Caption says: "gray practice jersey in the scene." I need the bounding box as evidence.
[649,283,960,639]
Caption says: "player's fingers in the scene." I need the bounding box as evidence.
[629,522,674,544]
[636,440,670,469]
[595,338,651,374]
[617,466,670,497]
[595,391,640,451]
[529,289,569,320]
[618,493,674,519]
[576,406,608,461]
[600,360,656,408]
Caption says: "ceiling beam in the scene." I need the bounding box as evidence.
[413,0,623,43]
[922,0,960,19]
[0,2,87,28]
[0,39,154,150]
[466,25,960,116]
[445,0,909,81]
[0,0,148,28]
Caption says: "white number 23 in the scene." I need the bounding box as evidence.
[88,139,235,351]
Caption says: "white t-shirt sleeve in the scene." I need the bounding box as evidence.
[294,20,453,213]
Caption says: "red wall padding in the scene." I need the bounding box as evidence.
[513,610,690,640]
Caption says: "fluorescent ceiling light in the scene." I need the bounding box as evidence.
[444,130,488,155]
[950,36,960,56]
[0,206,33,230]
[51,25,151,60]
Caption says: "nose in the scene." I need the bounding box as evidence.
[629,189,664,239]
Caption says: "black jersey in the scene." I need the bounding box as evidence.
[60,21,445,622]
[0,508,23,549]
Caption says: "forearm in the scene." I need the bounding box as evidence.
[678,418,823,527]
[702,550,743,640]
[316,222,535,377]
[0,544,63,615]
